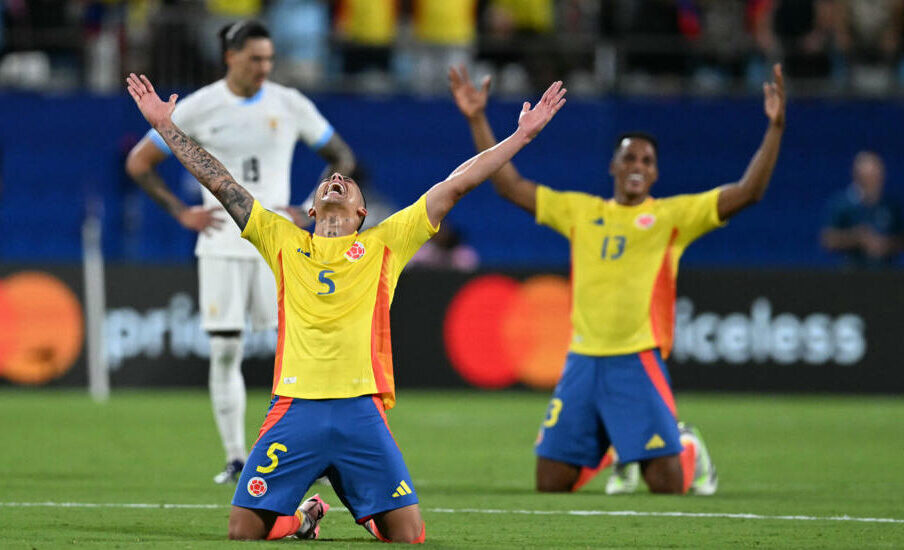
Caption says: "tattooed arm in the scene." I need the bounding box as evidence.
[125,137,226,234]
[125,73,254,230]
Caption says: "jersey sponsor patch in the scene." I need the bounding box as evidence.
[635,213,656,229]
[345,241,366,262]
[247,476,268,497]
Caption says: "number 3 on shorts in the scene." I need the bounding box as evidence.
[542,398,563,428]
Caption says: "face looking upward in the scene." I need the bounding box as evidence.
[225,37,274,96]
[308,173,368,234]
[609,138,659,205]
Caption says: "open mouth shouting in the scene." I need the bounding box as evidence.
[322,180,346,200]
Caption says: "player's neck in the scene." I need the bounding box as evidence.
[314,214,357,238]
[224,75,261,99]
[613,193,648,207]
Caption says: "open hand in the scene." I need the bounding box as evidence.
[517,81,567,141]
[177,206,226,235]
[764,64,786,128]
[126,73,177,129]
[448,65,490,120]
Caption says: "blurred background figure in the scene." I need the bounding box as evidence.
[333,0,398,92]
[834,0,903,95]
[410,0,477,94]
[821,151,903,267]
[753,0,839,86]
[266,0,330,89]
[408,223,479,271]
[477,0,556,94]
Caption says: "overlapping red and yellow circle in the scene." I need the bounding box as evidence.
[0,272,84,384]
[443,274,571,389]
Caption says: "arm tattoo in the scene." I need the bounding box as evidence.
[158,124,253,229]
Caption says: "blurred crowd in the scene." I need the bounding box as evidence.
[3,0,904,96]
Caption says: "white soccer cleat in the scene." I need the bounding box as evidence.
[213,459,244,484]
[605,462,640,495]
[295,493,330,540]
[679,422,719,496]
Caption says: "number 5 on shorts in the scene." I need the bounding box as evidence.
[542,398,563,428]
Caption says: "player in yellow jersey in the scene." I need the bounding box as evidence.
[127,72,566,542]
[450,64,786,495]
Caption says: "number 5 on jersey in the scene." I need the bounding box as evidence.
[317,270,336,295]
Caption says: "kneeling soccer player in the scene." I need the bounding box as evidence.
[127,72,566,541]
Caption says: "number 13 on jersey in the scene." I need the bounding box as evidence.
[601,235,627,260]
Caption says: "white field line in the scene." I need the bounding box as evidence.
[0,502,902,524]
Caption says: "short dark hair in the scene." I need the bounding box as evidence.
[614,132,658,157]
[218,20,270,59]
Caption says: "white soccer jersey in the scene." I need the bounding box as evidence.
[148,79,334,258]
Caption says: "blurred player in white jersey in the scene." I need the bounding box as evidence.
[125,20,356,484]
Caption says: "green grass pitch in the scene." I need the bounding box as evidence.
[1,388,902,549]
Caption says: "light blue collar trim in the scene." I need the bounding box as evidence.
[241,87,264,105]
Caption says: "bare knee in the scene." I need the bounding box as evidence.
[228,506,270,540]
[642,456,683,494]
[536,457,579,492]
[386,520,425,543]
[374,504,425,543]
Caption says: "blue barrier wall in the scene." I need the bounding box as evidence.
[2,91,902,267]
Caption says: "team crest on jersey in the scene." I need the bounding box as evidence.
[634,213,656,229]
[269,117,278,130]
[345,241,365,262]
[247,477,268,497]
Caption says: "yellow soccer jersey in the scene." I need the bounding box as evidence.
[536,185,725,358]
[241,195,439,409]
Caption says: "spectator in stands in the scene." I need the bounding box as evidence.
[821,151,903,267]
[753,0,839,81]
[478,0,558,93]
[408,223,479,271]
[266,0,329,88]
[688,0,761,92]
[410,0,477,94]
[334,0,397,75]
[613,0,692,86]
[834,0,903,93]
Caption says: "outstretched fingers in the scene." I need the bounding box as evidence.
[127,73,148,95]
[539,81,562,106]
[139,74,156,95]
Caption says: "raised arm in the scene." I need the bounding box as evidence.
[717,64,786,221]
[425,81,566,226]
[126,73,254,230]
[449,65,541,215]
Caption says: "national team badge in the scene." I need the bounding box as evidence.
[635,213,656,229]
[345,241,365,262]
[247,477,268,497]
[269,117,278,130]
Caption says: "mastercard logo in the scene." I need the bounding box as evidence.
[443,274,572,390]
[0,272,84,385]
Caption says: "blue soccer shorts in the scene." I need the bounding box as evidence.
[535,349,683,466]
[232,394,418,522]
